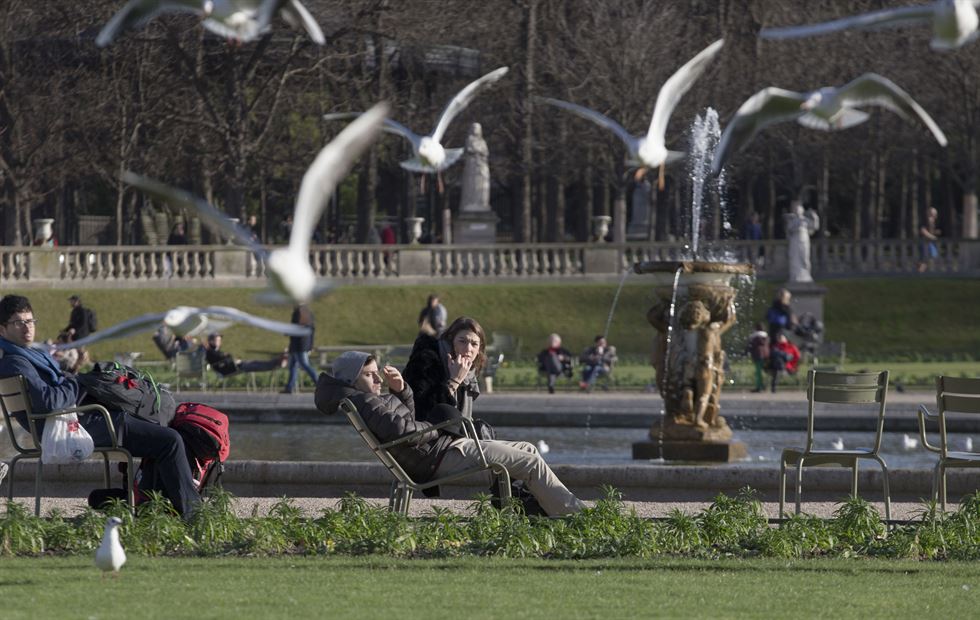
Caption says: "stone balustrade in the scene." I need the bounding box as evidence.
[1,239,976,288]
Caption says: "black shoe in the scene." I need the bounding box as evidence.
[548,386,555,394]
[750,388,762,393]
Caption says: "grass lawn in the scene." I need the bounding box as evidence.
[0,555,976,618]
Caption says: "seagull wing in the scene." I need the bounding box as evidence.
[712,87,808,175]
[836,73,948,146]
[324,113,422,151]
[122,172,266,255]
[199,306,313,336]
[51,311,169,350]
[759,5,936,40]
[431,66,509,141]
[290,102,389,254]
[537,97,640,155]
[278,0,326,45]
[96,0,203,47]
[648,39,724,144]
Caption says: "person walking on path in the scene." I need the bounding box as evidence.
[766,288,796,341]
[918,207,941,273]
[747,322,770,393]
[282,304,317,394]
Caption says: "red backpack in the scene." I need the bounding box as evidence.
[134,402,231,502]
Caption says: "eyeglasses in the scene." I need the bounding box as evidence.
[5,319,38,328]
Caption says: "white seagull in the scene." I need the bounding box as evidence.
[96,0,326,48]
[903,433,919,450]
[49,305,311,351]
[831,437,845,451]
[124,102,388,305]
[323,67,509,187]
[95,517,126,576]
[760,0,980,51]
[711,73,948,176]
[536,439,550,455]
[536,39,724,188]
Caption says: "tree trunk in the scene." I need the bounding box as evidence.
[852,162,864,240]
[911,151,920,239]
[515,0,537,242]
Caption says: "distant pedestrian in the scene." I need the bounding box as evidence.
[418,294,448,337]
[64,295,96,343]
[766,288,796,340]
[769,331,801,393]
[282,304,317,394]
[537,333,573,394]
[917,207,940,273]
[746,322,769,393]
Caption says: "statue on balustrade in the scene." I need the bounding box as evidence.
[784,201,820,283]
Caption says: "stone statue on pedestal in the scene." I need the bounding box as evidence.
[454,123,498,244]
[784,202,820,283]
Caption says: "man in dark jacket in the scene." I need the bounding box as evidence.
[65,295,94,342]
[315,351,585,516]
[203,332,286,377]
[0,294,200,519]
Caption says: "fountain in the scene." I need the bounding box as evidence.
[632,109,753,462]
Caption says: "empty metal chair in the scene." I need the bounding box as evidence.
[779,369,891,520]
[917,376,980,510]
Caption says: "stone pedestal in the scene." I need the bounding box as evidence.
[398,249,432,276]
[453,212,498,244]
[786,281,827,324]
[632,439,748,462]
[583,248,620,275]
[213,248,248,278]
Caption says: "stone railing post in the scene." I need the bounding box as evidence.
[397,248,432,277]
[582,246,620,275]
[28,248,62,282]
[212,247,249,279]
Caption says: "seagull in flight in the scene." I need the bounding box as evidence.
[711,73,947,176]
[759,0,980,51]
[124,102,388,305]
[537,39,724,189]
[49,305,311,351]
[96,0,326,48]
[324,67,509,192]
[95,517,126,576]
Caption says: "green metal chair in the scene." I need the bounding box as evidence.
[338,398,511,514]
[174,349,208,392]
[0,375,135,516]
[917,376,980,511]
[779,369,891,520]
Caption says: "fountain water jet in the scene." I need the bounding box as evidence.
[632,109,752,462]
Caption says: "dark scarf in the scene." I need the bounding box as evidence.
[0,338,65,385]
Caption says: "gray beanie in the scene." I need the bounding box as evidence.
[333,351,371,386]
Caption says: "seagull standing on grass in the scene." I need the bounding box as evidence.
[95,517,126,576]
[124,102,388,305]
[536,39,724,190]
[96,0,326,47]
[49,305,311,351]
[711,73,948,176]
[759,0,980,52]
[323,67,509,193]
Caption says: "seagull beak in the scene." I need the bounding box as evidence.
[657,163,666,191]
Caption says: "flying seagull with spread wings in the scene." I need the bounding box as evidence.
[536,39,724,189]
[324,67,508,191]
[96,0,326,47]
[49,305,311,351]
[124,102,388,305]
[760,0,980,51]
[711,73,948,176]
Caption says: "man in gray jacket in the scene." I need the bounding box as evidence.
[315,351,584,516]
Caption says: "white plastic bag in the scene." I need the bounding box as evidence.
[41,412,95,464]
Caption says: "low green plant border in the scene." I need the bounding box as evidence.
[4,488,980,561]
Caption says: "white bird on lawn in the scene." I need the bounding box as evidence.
[536,39,724,189]
[323,67,509,189]
[760,0,980,52]
[97,0,326,48]
[831,437,845,451]
[711,73,948,176]
[95,517,126,576]
[536,439,550,455]
[903,433,919,450]
[124,102,388,305]
[48,305,310,351]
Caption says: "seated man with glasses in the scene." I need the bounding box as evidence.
[0,295,201,519]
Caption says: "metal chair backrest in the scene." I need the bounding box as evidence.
[805,369,889,452]
[0,375,40,454]
[339,398,417,486]
[936,376,980,456]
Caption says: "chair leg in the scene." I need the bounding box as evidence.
[125,456,135,514]
[401,488,414,515]
[102,453,111,488]
[851,460,859,498]
[387,481,399,511]
[778,458,787,519]
[7,455,23,503]
[33,458,43,517]
[875,456,891,523]
[932,461,942,509]
[795,458,805,515]
[939,464,948,512]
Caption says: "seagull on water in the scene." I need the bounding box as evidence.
[903,433,919,450]
[49,305,311,351]
[95,517,126,576]
[536,439,550,455]
[124,102,388,305]
[831,437,845,451]
[323,67,509,192]
[536,39,724,189]
[760,0,980,52]
[966,437,974,452]
[97,0,326,47]
[711,73,947,176]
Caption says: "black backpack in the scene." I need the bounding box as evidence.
[77,361,177,426]
[84,307,98,333]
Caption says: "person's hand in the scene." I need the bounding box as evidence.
[447,352,473,385]
[383,365,404,393]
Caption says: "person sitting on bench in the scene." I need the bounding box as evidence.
[315,351,585,516]
[202,332,286,377]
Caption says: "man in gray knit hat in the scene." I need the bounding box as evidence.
[315,351,584,516]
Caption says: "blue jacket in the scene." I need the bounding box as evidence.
[0,351,81,431]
